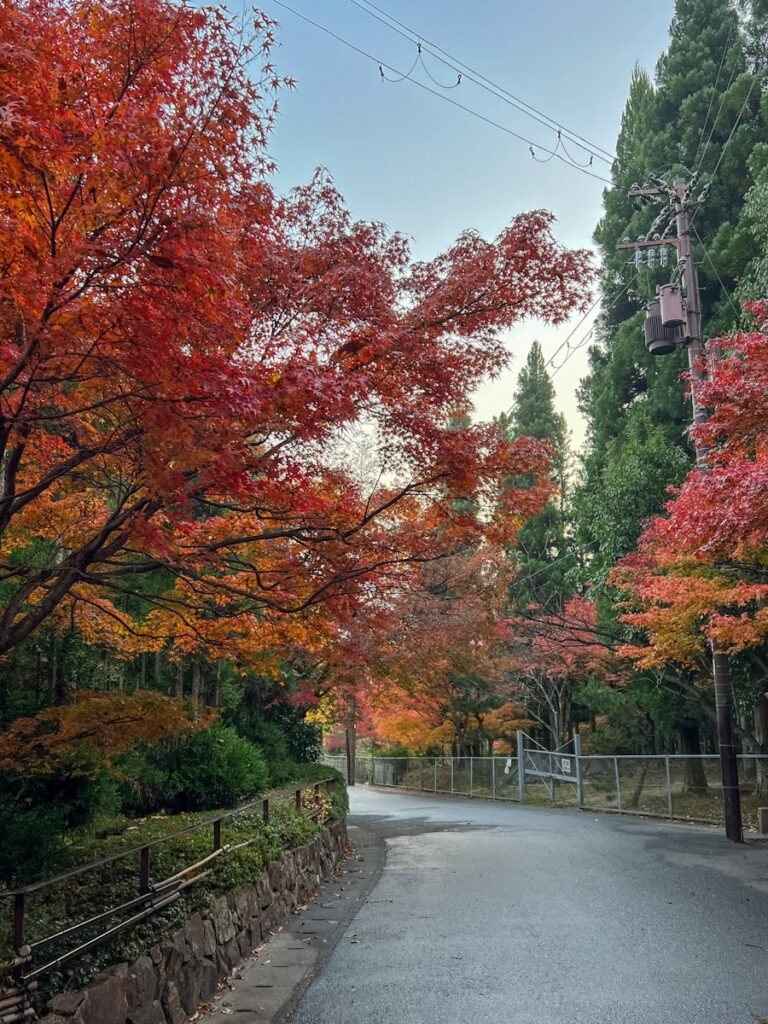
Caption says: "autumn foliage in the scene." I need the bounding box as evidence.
[610,305,768,668]
[0,691,212,777]
[0,0,591,682]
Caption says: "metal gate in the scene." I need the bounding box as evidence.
[517,731,584,806]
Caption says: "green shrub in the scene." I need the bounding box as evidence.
[117,724,269,814]
[267,798,318,847]
[225,699,322,771]
[0,772,120,886]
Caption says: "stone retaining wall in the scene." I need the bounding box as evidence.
[40,819,347,1024]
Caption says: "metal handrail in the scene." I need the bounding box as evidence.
[1,778,337,976]
[0,778,335,898]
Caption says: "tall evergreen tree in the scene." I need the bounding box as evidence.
[505,342,572,610]
[572,0,768,757]
[576,0,765,581]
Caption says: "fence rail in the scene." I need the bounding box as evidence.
[324,753,768,830]
[0,778,336,996]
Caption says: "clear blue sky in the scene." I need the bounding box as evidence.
[259,0,676,446]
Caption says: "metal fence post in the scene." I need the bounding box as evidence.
[492,757,496,801]
[420,758,424,791]
[665,756,673,819]
[614,757,622,814]
[433,757,437,792]
[450,757,454,795]
[13,893,25,951]
[139,847,150,895]
[470,758,474,798]
[517,730,526,803]
[574,733,584,809]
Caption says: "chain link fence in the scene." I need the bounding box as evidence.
[324,753,768,829]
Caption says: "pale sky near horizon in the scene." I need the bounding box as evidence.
[260,0,677,452]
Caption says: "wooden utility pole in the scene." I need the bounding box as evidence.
[670,178,742,842]
[620,177,743,842]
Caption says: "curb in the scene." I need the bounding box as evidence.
[194,823,386,1023]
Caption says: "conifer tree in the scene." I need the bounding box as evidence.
[576,0,765,580]
[506,342,571,610]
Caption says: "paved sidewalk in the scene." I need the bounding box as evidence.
[193,823,384,1023]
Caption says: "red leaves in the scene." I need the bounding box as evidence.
[611,322,768,667]
[504,597,614,682]
[0,0,591,662]
[0,691,214,778]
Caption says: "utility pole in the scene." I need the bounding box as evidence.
[619,176,743,843]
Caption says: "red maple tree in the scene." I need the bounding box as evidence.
[0,0,592,670]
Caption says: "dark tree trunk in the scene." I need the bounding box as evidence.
[191,661,201,705]
[680,722,709,795]
[345,696,357,786]
[626,764,649,809]
[753,692,768,796]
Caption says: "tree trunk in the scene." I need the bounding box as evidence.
[213,660,222,707]
[680,722,708,795]
[49,643,58,703]
[345,696,357,786]
[191,661,201,705]
[753,692,768,796]
[176,661,184,699]
[626,763,649,809]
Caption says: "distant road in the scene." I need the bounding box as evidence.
[289,787,768,1024]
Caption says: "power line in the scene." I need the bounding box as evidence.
[270,0,614,186]
[691,222,742,325]
[544,297,602,373]
[346,0,614,166]
[549,274,639,380]
[691,72,762,225]
[692,26,735,175]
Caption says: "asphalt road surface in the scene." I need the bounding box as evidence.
[288,786,768,1024]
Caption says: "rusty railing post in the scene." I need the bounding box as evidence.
[213,818,222,852]
[13,893,25,951]
[262,798,270,825]
[139,847,150,895]
[295,788,302,812]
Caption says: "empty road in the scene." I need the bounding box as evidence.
[288,787,768,1024]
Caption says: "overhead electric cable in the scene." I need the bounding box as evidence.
[271,1,614,185]
[379,50,419,83]
[547,274,639,382]
[416,49,462,89]
[691,26,734,173]
[693,48,740,177]
[691,223,742,325]
[691,72,762,224]
[503,278,634,420]
[347,0,615,165]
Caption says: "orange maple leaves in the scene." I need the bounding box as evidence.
[611,316,768,668]
[0,0,591,678]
